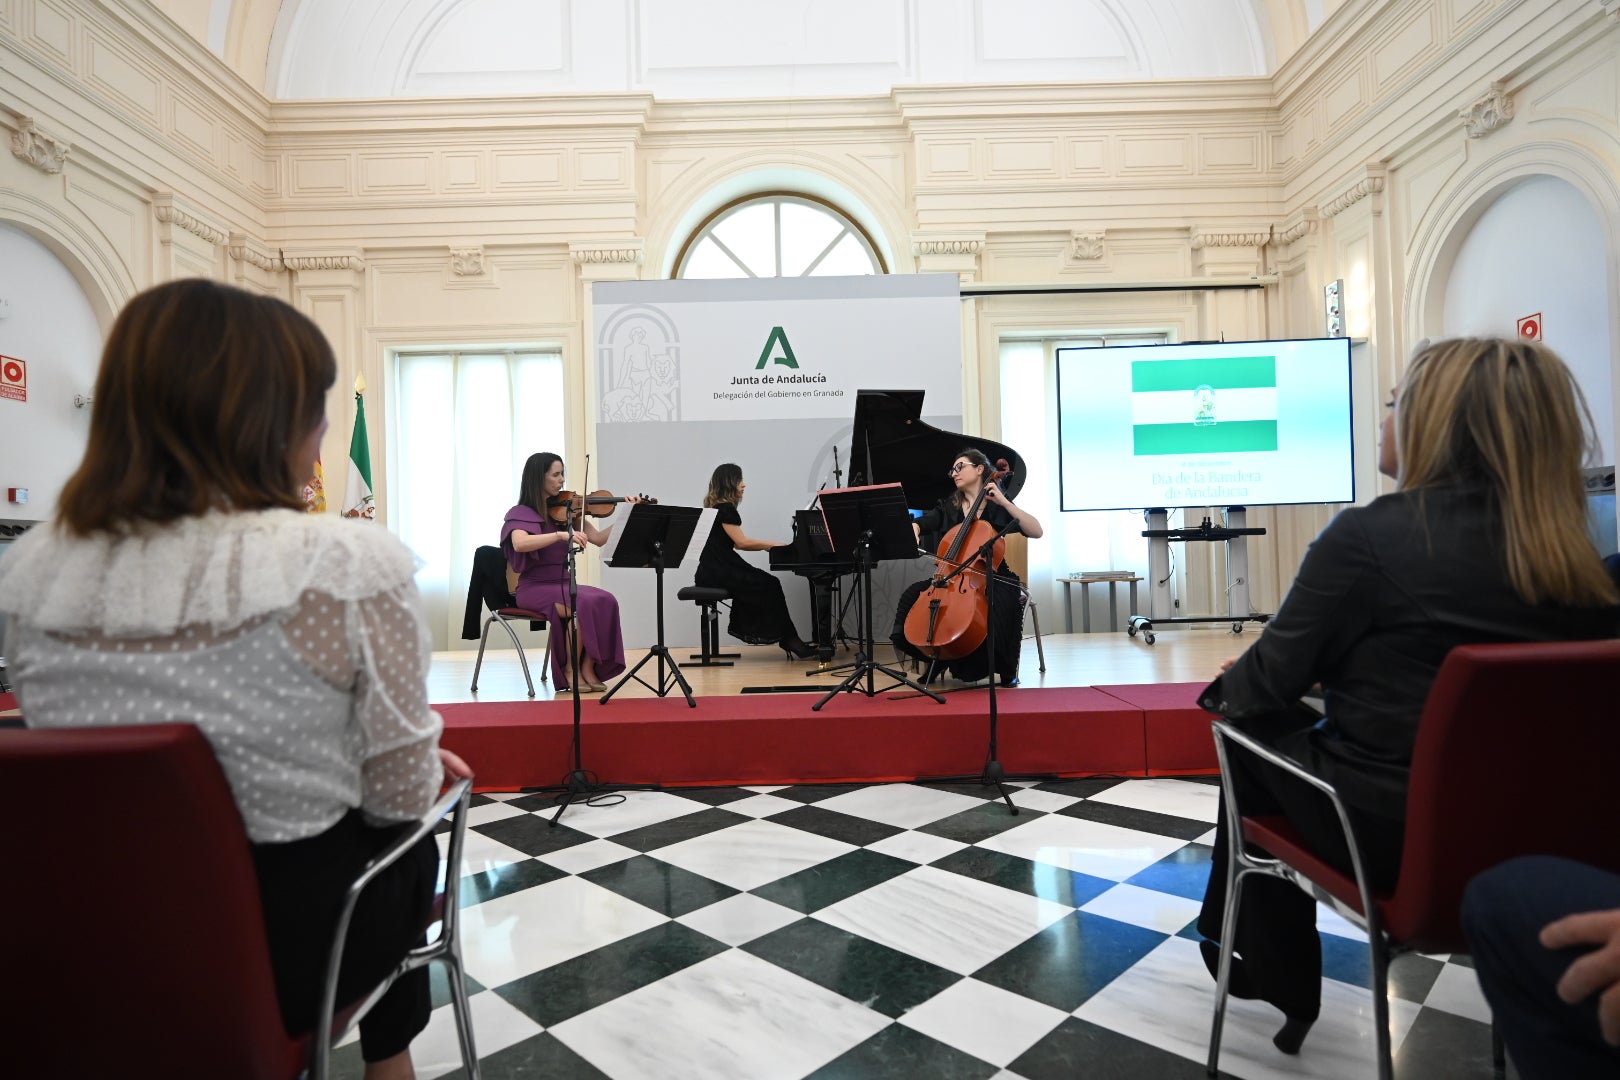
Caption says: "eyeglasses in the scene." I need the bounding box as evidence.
[948,463,971,475]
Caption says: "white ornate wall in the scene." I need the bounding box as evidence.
[3,0,1617,616]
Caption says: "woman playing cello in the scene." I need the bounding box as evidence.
[501,452,641,693]
[891,447,1043,686]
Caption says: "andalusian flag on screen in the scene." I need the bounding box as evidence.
[1131,355,1278,456]
[343,392,376,520]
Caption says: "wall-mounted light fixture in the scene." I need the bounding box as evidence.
[73,394,94,409]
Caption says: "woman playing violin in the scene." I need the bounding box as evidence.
[501,452,642,693]
[891,448,1043,686]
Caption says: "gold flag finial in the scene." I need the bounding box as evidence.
[354,371,367,395]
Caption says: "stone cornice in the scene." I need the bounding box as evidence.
[227,232,284,272]
[1276,209,1319,245]
[1321,163,1387,219]
[569,240,644,265]
[1460,80,1514,139]
[1071,233,1106,260]
[1190,228,1272,250]
[10,117,69,175]
[282,253,366,272]
[153,194,227,246]
[912,233,984,257]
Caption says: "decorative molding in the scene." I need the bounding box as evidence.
[1190,228,1271,250]
[1320,163,1387,219]
[152,194,227,246]
[450,247,485,276]
[569,240,644,265]
[282,253,365,272]
[1459,80,1514,139]
[10,117,69,175]
[227,232,284,272]
[912,234,984,257]
[1276,209,1319,245]
[1603,0,1620,20]
[1070,232,1105,260]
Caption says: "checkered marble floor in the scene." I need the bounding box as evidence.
[336,776,1508,1079]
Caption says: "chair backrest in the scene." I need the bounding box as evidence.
[0,724,304,1080]
[1388,639,1620,948]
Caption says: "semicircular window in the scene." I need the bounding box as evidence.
[675,194,885,279]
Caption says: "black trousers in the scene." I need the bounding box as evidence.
[252,811,438,1062]
[1464,856,1620,1080]
[1197,708,1405,1022]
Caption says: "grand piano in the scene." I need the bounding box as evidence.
[769,389,1027,659]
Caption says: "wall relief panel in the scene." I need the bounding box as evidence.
[987,138,1059,178]
[1370,3,1439,94]
[1118,134,1191,175]
[1527,46,1620,133]
[1198,132,1261,172]
[359,154,434,195]
[167,92,216,161]
[27,0,73,66]
[492,150,565,190]
[290,156,351,196]
[84,30,161,124]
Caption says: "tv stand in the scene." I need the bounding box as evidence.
[1127,506,1272,645]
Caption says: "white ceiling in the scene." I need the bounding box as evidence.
[188,0,1327,101]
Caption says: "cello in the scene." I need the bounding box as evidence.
[902,459,1013,661]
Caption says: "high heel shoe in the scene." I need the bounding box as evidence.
[781,636,816,660]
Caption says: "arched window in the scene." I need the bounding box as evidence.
[674,194,886,279]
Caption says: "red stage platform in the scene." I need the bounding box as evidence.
[437,682,1217,791]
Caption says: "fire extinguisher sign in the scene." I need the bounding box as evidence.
[0,356,25,403]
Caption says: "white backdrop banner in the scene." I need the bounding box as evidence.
[591,274,963,653]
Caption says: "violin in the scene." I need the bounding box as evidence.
[902,458,1013,662]
[546,490,656,524]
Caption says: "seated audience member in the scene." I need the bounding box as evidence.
[0,279,466,1080]
[1193,337,1620,1055]
[1464,856,1620,1079]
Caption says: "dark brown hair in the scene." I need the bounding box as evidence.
[703,463,743,508]
[519,452,563,518]
[57,279,336,535]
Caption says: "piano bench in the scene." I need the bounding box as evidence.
[677,586,740,666]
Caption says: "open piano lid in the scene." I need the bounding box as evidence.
[846,389,1026,510]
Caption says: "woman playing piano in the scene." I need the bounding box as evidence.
[891,447,1043,686]
[501,452,638,692]
[695,463,816,660]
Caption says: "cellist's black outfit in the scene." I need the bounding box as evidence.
[891,498,1024,685]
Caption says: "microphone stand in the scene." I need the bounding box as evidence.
[548,526,596,825]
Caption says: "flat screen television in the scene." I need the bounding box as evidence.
[1056,337,1356,512]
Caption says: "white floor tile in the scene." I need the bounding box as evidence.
[458,875,666,988]
[815,865,1070,975]
[676,892,804,947]
[414,990,544,1080]
[654,818,856,892]
[865,829,968,865]
[1008,787,1082,813]
[1087,777,1221,823]
[813,783,985,829]
[1076,937,1421,1080]
[549,949,889,1080]
[724,792,805,818]
[464,801,526,828]
[1080,882,1203,935]
[977,813,1189,882]
[537,837,638,874]
[898,977,1069,1066]
[1316,901,1370,943]
[1421,963,1492,1023]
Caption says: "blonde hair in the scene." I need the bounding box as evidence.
[1396,337,1617,607]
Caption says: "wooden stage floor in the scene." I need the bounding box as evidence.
[427,626,1249,705]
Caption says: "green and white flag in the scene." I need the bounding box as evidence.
[1131,355,1278,456]
[343,391,376,520]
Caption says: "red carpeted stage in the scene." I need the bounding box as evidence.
[436,682,1218,791]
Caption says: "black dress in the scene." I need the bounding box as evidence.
[694,502,802,646]
[891,497,1024,684]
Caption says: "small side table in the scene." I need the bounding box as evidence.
[1057,575,1144,633]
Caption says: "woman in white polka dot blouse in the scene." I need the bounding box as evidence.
[0,279,468,1080]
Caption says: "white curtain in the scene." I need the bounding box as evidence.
[999,334,1172,631]
[392,350,565,651]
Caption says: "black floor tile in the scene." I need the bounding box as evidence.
[607,806,752,853]
[972,910,1167,1012]
[1057,798,1212,841]
[930,846,1113,908]
[914,779,1013,802]
[744,917,962,1019]
[1030,777,1133,798]
[771,783,874,804]
[436,1031,612,1079]
[472,814,596,858]
[458,857,569,908]
[580,853,739,917]
[751,848,916,913]
[1010,1016,1221,1080]
[804,1021,999,1080]
[767,803,906,846]
[495,921,728,1028]
[1392,1003,1510,1080]
[428,963,486,1009]
[665,786,761,807]
[1124,843,1216,901]
[918,800,1044,844]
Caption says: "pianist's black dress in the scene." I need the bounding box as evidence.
[891,498,1024,685]
[694,502,805,648]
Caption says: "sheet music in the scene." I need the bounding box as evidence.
[597,511,626,564]
[682,507,717,569]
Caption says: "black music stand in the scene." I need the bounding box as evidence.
[602,503,704,708]
[813,484,945,710]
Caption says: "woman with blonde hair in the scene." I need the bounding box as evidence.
[1195,337,1619,1057]
[0,279,463,1080]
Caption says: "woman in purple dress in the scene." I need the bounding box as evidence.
[501,452,637,692]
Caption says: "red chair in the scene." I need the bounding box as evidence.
[1206,639,1620,1079]
[0,723,480,1080]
